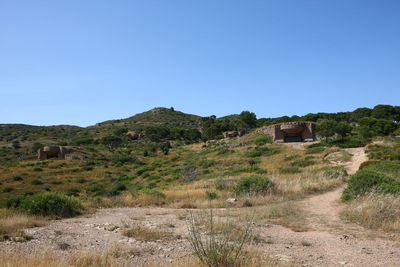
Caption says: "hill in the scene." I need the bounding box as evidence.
[92,107,203,130]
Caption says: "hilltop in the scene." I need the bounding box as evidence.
[92,107,203,130]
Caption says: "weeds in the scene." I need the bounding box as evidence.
[187,206,254,267]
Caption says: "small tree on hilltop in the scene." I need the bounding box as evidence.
[239,111,257,129]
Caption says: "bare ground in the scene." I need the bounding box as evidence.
[1,146,400,266]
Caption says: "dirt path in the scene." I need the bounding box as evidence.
[2,146,400,266]
[299,146,368,230]
[263,145,400,267]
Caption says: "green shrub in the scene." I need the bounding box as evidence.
[5,193,83,218]
[254,136,270,146]
[85,183,105,195]
[234,175,274,195]
[108,183,127,196]
[136,166,154,176]
[12,175,23,181]
[342,169,400,201]
[75,178,87,183]
[359,160,400,176]
[284,154,300,161]
[216,148,233,155]
[5,195,28,209]
[327,136,368,148]
[32,167,43,172]
[243,147,279,158]
[290,157,316,168]
[66,187,80,196]
[51,180,63,185]
[2,186,13,193]
[205,191,218,200]
[306,146,325,154]
[367,144,400,161]
[31,179,44,185]
[279,167,301,174]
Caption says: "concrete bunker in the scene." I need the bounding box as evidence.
[38,146,73,160]
[259,122,316,143]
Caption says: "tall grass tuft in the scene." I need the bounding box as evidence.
[187,205,254,266]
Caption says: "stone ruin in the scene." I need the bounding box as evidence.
[126,130,144,140]
[223,131,241,138]
[38,146,73,160]
[258,121,316,143]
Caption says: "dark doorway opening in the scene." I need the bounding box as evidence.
[284,135,303,142]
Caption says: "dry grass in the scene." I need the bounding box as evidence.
[341,194,400,232]
[273,171,345,199]
[69,250,122,267]
[0,248,129,267]
[146,246,280,267]
[122,225,174,241]
[0,251,66,267]
[0,209,47,241]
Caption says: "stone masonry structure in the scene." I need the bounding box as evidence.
[259,121,316,142]
[38,146,73,160]
[223,131,241,138]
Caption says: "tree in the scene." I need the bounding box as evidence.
[101,135,123,149]
[335,121,353,138]
[145,126,170,142]
[113,127,128,136]
[239,111,257,128]
[371,105,397,120]
[317,119,337,139]
[350,108,371,122]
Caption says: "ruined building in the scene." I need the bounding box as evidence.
[259,121,316,142]
[38,146,73,160]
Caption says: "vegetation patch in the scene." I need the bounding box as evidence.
[243,147,279,158]
[342,169,400,201]
[234,175,274,196]
[5,193,83,218]
[123,225,174,241]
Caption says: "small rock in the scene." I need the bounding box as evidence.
[226,198,238,203]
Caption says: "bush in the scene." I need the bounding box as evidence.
[306,146,325,154]
[284,154,300,161]
[2,187,13,193]
[279,167,301,174]
[342,169,400,201]
[234,175,274,195]
[290,157,316,168]
[108,183,127,196]
[32,167,43,172]
[5,193,83,218]
[85,183,105,195]
[12,175,23,181]
[66,187,80,196]
[243,147,279,158]
[205,191,218,200]
[31,179,44,185]
[367,144,400,161]
[254,135,270,146]
[327,136,368,148]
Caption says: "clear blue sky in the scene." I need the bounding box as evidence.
[1,0,399,126]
